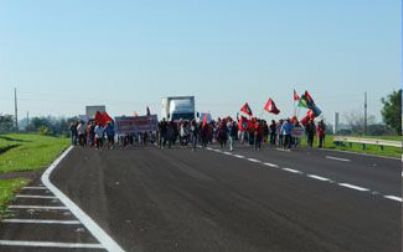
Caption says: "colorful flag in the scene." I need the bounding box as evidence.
[298,95,308,108]
[240,102,253,116]
[202,113,208,127]
[293,89,300,101]
[264,98,280,115]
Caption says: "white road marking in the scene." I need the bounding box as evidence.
[247,158,261,163]
[326,156,351,162]
[383,195,402,202]
[2,219,81,225]
[338,183,369,192]
[263,162,279,168]
[8,205,68,210]
[41,146,125,252]
[234,154,245,159]
[0,240,103,249]
[223,151,232,155]
[206,147,212,151]
[276,148,291,152]
[282,168,303,174]
[16,194,57,199]
[307,174,332,182]
[22,187,47,190]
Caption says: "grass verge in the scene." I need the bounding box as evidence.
[0,133,70,173]
[299,135,401,158]
[0,178,29,218]
[0,133,69,218]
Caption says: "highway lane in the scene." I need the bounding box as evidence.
[228,144,401,196]
[49,146,400,252]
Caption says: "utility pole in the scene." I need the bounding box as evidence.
[26,111,29,131]
[14,87,18,131]
[364,91,367,135]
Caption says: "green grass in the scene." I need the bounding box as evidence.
[0,133,70,174]
[299,135,401,158]
[0,178,29,218]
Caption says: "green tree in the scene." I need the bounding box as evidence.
[381,89,402,136]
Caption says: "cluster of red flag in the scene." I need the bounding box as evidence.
[240,98,280,117]
[238,89,321,126]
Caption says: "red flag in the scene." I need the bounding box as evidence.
[95,111,113,126]
[300,109,315,126]
[293,89,300,101]
[264,98,280,115]
[202,113,208,127]
[240,102,253,116]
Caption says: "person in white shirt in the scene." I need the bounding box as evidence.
[94,124,105,149]
[76,121,86,147]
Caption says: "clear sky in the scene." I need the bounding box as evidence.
[0,0,401,124]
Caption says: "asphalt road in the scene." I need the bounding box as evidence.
[1,144,401,251]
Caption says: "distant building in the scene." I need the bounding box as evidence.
[86,105,106,119]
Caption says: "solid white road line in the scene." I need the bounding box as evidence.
[22,187,47,190]
[282,168,303,174]
[16,194,57,199]
[2,219,81,225]
[383,195,402,202]
[326,156,351,162]
[247,158,261,163]
[8,205,67,210]
[223,151,232,155]
[0,240,103,249]
[263,162,279,168]
[338,183,369,192]
[307,174,332,182]
[234,154,245,159]
[41,146,126,252]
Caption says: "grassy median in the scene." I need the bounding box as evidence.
[299,135,401,158]
[0,133,70,218]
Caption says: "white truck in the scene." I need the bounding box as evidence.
[161,96,195,121]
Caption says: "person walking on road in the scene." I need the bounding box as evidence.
[227,118,236,151]
[70,121,78,145]
[158,118,168,149]
[76,121,86,147]
[281,119,293,149]
[94,123,105,149]
[105,121,115,149]
[269,120,276,145]
[317,120,326,148]
[305,119,316,148]
[190,119,198,151]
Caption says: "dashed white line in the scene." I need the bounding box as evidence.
[234,154,245,159]
[2,219,81,225]
[247,158,261,163]
[383,195,402,202]
[0,240,103,249]
[223,151,232,155]
[282,168,303,174]
[263,162,279,168]
[326,156,351,162]
[338,183,369,192]
[307,174,332,182]
[16,194,57,199]
[8,205,68,210]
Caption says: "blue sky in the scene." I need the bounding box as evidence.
[0,0,400,123]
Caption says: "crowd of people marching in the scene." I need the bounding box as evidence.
[70,116,326,152]
[70,121,116,149]
[157,116,326,151]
